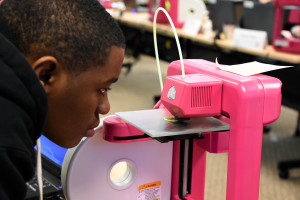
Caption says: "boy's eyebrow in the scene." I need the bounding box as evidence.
[105,78,119,84]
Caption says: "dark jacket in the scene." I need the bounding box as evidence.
[0,32,48,199]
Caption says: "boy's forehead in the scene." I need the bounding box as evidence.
[79,64,120,83]
[75,46,123,83]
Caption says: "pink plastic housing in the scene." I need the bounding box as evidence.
[168,59,282,200]
[161,74,222,118]
[273,0,300,53]
[103,116,152,143]
[102,59,282,200]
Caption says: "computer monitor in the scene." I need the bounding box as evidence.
[39,135,67,167]
[239,1,275,44]
[206,0,237,32]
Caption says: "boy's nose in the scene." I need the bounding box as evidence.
[97,98,110,115]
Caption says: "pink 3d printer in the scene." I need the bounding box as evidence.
[62,59,282,200]
[148,0,207,28]
[273,0,300,53]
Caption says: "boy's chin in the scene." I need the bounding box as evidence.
[42,133,83,148]
[59,138,83,148]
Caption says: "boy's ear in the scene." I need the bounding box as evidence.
[31,56,58,92]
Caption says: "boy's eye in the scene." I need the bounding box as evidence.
[98,88,111,95]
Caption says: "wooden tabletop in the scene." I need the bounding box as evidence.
[115,11,300,64]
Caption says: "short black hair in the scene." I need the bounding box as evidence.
[0,0,125,73]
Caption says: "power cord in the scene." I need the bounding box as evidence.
[153,7,185,92]
[36,138,43,200]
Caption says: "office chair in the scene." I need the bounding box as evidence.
[277,105,300,179]
[277,95,300,179]
[265,66,300,179]
[119,24,142,74]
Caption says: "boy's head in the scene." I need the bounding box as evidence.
[0,0,125,148]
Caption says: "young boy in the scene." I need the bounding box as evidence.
[0,0,125,199]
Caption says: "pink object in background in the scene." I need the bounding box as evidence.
[273,0,300,53]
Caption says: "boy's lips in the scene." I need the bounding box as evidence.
[86,128,95,137]
[86,121,100,137]
[90,120,100,129]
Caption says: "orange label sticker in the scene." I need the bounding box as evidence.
[137,181,161,200]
